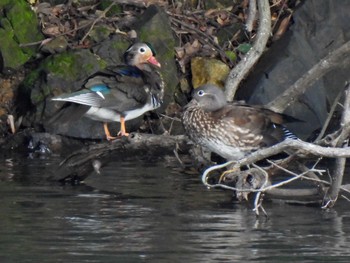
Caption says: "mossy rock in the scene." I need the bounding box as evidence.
[0,0,43,70]
[40,36,68,54]
[191,57,230,88]
[88,24,115,43]
[98,0,122,16]
[18,49,107,126]
[133,5,178,108]
[42,49,107,82]
[0,19,31,69]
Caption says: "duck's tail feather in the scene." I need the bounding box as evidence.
[47,103,90,124]
[281,125,299,140]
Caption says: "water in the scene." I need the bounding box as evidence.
[0,153,349,262]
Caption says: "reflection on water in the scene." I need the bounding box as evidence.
[0,154,349,262]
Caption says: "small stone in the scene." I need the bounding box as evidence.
[40,36,68,54]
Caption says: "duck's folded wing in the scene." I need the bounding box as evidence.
[52,88,107,107]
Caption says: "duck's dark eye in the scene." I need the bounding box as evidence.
[197,90,205,96]
[139,47,146,53]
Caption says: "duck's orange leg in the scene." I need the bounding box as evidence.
[103,123,117,141]
[117,116,129,137]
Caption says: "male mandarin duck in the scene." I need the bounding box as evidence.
[182,84,298,160]
[51,42,164,140]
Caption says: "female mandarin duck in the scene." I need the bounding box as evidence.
[182,84,297,160]
[51,42,164,140]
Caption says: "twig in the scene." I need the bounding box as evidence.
[322,83,350,208]
[225,0,271,101]
[20,22,94,48]
[168,16,233,65]
[270,0,287,33]
[245,0,257,32]
[267,40,350,112]
[202,160,322,194]
[202,140,350,187]
[314,89,343,142]
[341,195,350,202]
[80,1,117,44]
[201,139,350,196]
[252,164,269,216]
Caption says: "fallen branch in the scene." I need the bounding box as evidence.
[202,139,350,182]
[200,128,350,212]
[52,134,190,182]
[202,160,324,193]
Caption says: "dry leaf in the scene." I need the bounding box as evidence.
[273,14,292,41]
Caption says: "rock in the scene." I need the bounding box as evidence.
[0,52,3,72]
[0,70,25,137]
[40,36,68,54]
[88,24,115,44]
[92,35,130,65]
[236,0,350,140]
[132,5,178,110]
[217,23,242,46]
[0,1,43,71]
[0,128,85,155]
[191,57,230,88]
[16,4,179,140]
[17,49,107,138]
[71,0,99,7]
[97,1,122,17]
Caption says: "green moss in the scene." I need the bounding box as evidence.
[225,50,237,62]
[0,1,43,69]
[97,57,108,69]
[111,41,130,52]
[43,52,79,80]
[6,1,43,54]
[98,1,122,16]
[42,50,107,81]
[0,19,31,68]
[0,0,11,8]
[31,87,45,105]
[89,25,113,43]
[22,69,41,88]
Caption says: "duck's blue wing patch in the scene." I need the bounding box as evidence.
[90,84,110,93]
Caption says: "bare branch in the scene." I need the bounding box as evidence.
[202,139,350,186]
[225,0,271,101]
[246,0,257,33]
[322,83,350,207]
[314,89,343,142]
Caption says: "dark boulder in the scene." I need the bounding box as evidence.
[236,0,350,140]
